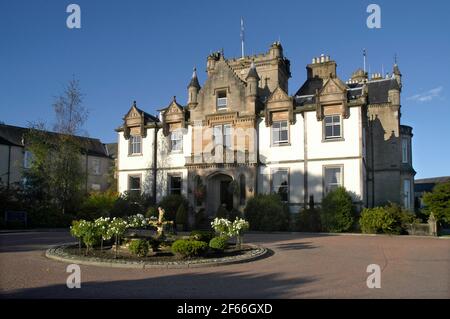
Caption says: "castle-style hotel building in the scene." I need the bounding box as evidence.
[116,42,415,216]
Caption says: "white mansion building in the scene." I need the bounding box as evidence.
[116,43,415,215]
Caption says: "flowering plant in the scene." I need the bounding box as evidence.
[107,217,129,258]
[94,217,111,251]
[127,214,148,228]
[211,218,232,237]
[211,217,249,249]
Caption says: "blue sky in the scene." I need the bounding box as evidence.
[0,0,449,179]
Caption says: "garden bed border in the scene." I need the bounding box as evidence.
[45,242,269,269]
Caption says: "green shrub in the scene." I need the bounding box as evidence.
[190,230,215,243]
[216,204,228,218]
[158,194,188,221]
[128,239,150,257]
[145,206,158,219]
[78,191,119,220]
[171,239,207,258]
[209,236,228,252]
[175,204,188,229]
[295,207,321,232]
[110,191,155,218]
[360,203,414,235]
[244,194,290,231]
[320,187,355,233]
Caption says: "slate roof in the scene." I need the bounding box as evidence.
[414,176,450,193]
[294,78,323,97]
[134,105,160,123]
[367,79,399,104]
[105,143,118,159]
[0,124,112,158]
[294,77,400,106]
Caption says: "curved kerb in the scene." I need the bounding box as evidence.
[45,243,269,269]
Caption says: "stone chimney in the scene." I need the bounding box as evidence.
[307,54,337,79]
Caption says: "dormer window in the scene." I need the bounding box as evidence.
[170,130,183,152]
[324,115,342,140]
[129,135,142,155]
[272,120,289,146]
[217,90,227,110]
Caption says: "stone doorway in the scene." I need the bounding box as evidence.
[206,173,233,216]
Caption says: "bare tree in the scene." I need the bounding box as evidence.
[24,77,88,215]
[53,78,88,135]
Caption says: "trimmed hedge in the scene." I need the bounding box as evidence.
[171,239,208,258]
[209,236,228,252]
[244,194,290,231]
[190,230,215,243]
[128,239,149,257]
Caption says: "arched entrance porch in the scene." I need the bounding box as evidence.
[206,172,233,216]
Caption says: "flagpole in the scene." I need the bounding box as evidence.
[241,17,245,59]
[363,49,367,74]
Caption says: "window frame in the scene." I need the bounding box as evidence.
[323,114,342,140]
[323,165,344,195]
[403,179,411,209]
[402,137,409,164]
[129,135,142,155]
[169,174,182,195]
[271,120,290,146]
[170,129,183,153]
[216,90,228,110]
[213,123,233,150]
[270,168,290,203]
[91,158,101,175]
[128,174,142,195]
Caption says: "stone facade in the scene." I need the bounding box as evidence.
[116,43,415,215]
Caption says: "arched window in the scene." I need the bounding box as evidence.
[239,174,246,205]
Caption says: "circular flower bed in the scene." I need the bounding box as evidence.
[52,214,268,268]
[46,242,268,269]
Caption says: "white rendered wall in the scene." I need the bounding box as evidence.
[258,113,304,164]
[306,107,362,160]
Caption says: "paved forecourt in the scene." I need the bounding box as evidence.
[0,230,448,298]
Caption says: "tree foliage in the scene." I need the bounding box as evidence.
[422,181,450,226]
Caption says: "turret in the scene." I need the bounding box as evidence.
[269,41,283,59]
[350,68,368,83]
[245,61,260,97]
[393,64,402,90]
[187,67,200,107]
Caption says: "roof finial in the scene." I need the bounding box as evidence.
[173,95,176,102]
[192,67,197,78]
[133,100,136,107]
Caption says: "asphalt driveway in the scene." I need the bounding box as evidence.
[0,230,448,298]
